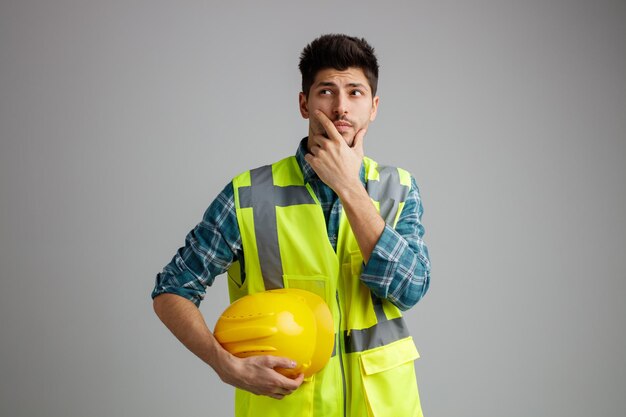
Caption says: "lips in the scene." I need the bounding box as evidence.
[333,121,353,132]
[333,121,352,128]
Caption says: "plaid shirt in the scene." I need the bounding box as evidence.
[152,138,430,310]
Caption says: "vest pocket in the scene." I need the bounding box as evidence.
[359,337,423,417]
[283,274,330,306]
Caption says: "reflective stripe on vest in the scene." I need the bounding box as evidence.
[344,317,410,353]
[236,159,411,353]
[339,289,410,353]
[366,165,410,225]
[237,165,315,290]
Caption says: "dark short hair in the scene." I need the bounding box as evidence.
[299,34,379,97]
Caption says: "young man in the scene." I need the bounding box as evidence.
[152,34,431,417]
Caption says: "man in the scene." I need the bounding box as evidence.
[152,34,431,417]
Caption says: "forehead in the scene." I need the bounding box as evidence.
[313,67,370,88]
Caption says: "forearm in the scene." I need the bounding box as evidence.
[360,176,431,309]
[152,293,230,372]
[153,293,304,399]
[337,182,385,264]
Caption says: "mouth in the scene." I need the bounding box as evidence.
[333,121,353,133]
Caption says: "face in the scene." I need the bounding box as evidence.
[299,67,379,146]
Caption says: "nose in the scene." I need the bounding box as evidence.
[333,93,348,117]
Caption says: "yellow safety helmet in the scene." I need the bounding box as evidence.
[214,289,334,378]
[271,288,334,376]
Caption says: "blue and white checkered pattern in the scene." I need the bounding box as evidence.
[152,138,430,310]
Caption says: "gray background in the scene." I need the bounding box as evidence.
[1,0,625,416]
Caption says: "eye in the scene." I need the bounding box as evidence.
[351,90,364,96]
[319,89,332,95]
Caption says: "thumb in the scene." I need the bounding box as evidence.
[351,128,367,157]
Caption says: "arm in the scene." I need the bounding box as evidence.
[152,184,303,399]
[305,111,430,310]
[335,179,384,264]
[359,177,431,310]
[153,293,303,399]
[305,110,383,264]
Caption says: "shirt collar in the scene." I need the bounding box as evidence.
[295,137,318,184]
[295,137,367,186]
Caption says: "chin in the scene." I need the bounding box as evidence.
[340,132,354,145]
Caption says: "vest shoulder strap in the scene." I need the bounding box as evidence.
[364,158,412,227]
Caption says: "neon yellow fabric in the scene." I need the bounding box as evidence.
[227,156,423,417]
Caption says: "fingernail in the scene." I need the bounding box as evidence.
[290,361,296,368]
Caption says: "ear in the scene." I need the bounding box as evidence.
[369,96,380,122]
[299,92,310,119]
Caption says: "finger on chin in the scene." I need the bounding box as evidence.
[352,129,366,149]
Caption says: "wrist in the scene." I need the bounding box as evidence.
[335,178,366,201]
[205,335,231,371]
[212,348,238,382]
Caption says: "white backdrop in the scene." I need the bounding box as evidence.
[1,1,625,416]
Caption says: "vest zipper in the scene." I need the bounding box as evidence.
[336,291,347,417]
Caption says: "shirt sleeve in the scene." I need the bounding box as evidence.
[151,183,241,307]
[360,176,431,311]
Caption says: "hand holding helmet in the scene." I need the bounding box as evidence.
[214,289,334,378]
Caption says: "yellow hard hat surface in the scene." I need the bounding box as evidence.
[272,288,334,376]
[214,289,334,378]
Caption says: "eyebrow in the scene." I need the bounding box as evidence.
[315,81,369,90]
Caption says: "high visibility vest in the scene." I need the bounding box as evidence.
[226,155,424,417]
